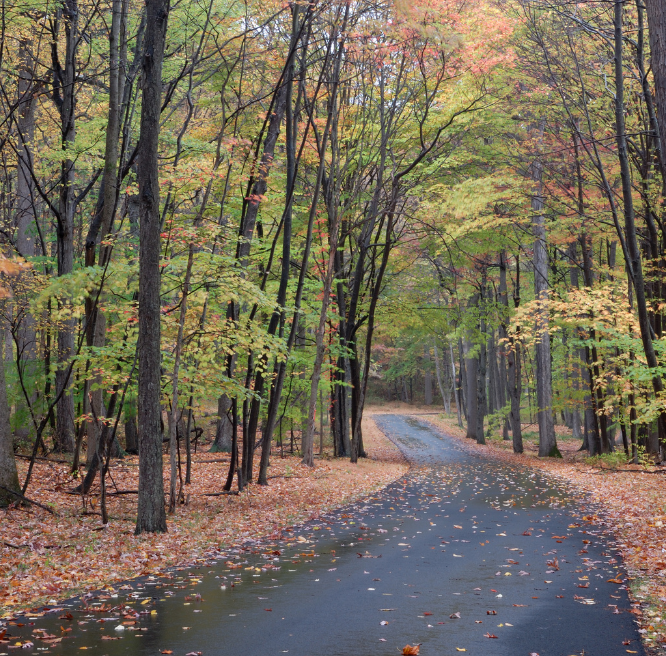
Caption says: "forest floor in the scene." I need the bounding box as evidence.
[366,401,666,651]
[0,416,408,616]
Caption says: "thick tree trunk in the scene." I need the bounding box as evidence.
[211,395,232,452]
[53,0,78,454]
[614,0,666,453]
[15,38,37,368]
[136,0,169,534]
[645,0,666,184]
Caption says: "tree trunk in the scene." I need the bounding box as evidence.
[124,413,138,455]
[53,0,78,454]
[433,342,449,413]
[136,0,169,534]
[458,338,467,421]
[498,251,511,441]
[464,338,478,441]
[301,10,348,465]
[0,348,19,507]
[532,126,558,458]
[449,342,463,427]
[211,395,232,452]
[645,0,666,186]
[476,300,487,446]
[15,38,37,380]
[424,345,433,406]
[168,245,193,513]
[614,0,666,453]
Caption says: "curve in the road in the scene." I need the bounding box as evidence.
[2,414,646,656]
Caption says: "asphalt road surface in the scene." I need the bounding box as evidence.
[2,415,646,656]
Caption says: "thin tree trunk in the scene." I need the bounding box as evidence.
[498,251,511,441]
[424,345,433,406]
[433,342,448,413]
[449,342,463,427]
[476,294,487,446]
[302,7,348,466]
[464,338,478,441]
[508,252,523,453]
[0,344,19,507]
[458,338,467,421]
[532,123,558,458]
[168,245,193,513]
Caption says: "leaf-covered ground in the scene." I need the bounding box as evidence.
[0,418,408,616]
[380,404,666,653]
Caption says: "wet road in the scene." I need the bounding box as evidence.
[2,415,646,656]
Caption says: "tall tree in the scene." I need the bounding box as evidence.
[136,0,170,535]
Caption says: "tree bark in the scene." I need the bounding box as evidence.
[168,245,193,513]
[433,342,449,413]
[464,338,478,441]
[53,0,79,454]
[302,7,348,466]
[424,345,433,406]
[449,342,463,427]
[532,127,558,457]
[614,0,666,452]
[0,345,19,507]
[645,0,666,185]
[136,0,170,534]
[211,395,232,452]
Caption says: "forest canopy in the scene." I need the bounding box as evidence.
[0,0,664,536]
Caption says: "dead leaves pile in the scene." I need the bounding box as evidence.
[1,417,407,615]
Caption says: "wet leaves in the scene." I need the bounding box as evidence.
[424,413,666,645]
[1,419,408,613]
